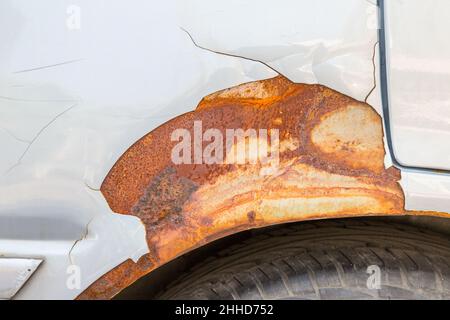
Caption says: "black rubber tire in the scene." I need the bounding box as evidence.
[159,219,450,300]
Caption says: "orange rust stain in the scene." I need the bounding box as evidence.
[77,76,446,300]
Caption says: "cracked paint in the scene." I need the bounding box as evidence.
[76,0,384,299]
[6,0,444,301]
[13,59,84,74]
[181,28,284,78]
[4,101,80,175]
[365,41,379,103]
[177,0,379,102]
[68,216,93,265]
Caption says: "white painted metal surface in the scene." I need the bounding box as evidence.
[366,31,450,214]
[0,0,448,299]
[0,0,379,299]
[383,0,450,170]
[0,258,42,299]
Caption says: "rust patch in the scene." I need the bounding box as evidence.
[77,76,445,300]
[131,166,198,229]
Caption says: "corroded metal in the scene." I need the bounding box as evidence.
[79,76,413,299]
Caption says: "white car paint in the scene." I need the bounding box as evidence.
[383,0,450,170]
[0,0,448,299]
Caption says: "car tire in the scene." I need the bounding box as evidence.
[159,218,450,300]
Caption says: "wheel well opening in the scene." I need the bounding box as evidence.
[114,215,450,299]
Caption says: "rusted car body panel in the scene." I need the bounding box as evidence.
[77,76,425,299]
[2,0,450,301]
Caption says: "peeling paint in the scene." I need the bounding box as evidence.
[365,41,379,103]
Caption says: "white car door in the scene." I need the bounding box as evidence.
[381,0,450,171]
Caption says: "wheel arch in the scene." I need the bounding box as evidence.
[77,76,448,299]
